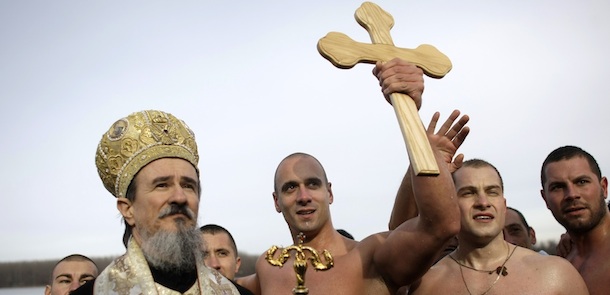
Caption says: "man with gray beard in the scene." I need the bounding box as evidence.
[541,145,610,295]
[71,110,241,295]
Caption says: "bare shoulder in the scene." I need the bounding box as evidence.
[510,247,589,294]
[235,253,267,295]
[518,248,577,270]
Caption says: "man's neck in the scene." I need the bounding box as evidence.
[455,235,508,268]
[290,227,352,255]
[570,213,610,255]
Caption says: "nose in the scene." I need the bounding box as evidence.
[564,183,580,200]
[473,193,490,208]
[69,280,81,291]
[169,185,188,205]
[205,254,220,269]
[296,185,313,205]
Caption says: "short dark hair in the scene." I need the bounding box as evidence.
[541,145,602,187]
[50,254,98,283]
[200,224,239,256]
[455,159,504,191]
[506,207,531,236]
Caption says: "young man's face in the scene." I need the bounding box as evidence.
[202,232,241,280]
[503,209,535,249]
[273,155,333,238]
[541,156,608,233]
[453,166,506,240]
[45,260,98,295]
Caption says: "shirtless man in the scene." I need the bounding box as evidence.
[408,159,588,294]
[541,145,610,295]
[237,58,461,294]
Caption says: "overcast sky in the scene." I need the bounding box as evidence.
[1,0,609,262]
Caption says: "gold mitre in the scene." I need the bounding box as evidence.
[95,110,199,198]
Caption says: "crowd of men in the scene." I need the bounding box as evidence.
[43,58,608,295]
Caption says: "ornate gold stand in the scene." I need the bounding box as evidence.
[265,233,334,295]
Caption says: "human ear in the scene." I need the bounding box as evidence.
[273,192,281,213]
[328,182,334,204]
[117,197,135,226]
[540,189,550,210]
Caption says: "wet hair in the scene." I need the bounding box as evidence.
[200,224,239,256]
[541,145,602,187]
[455,159,504,191]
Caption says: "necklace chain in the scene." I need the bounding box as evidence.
[449,243,517,295]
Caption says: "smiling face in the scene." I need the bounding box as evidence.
[453,165,506,243]
[541,156,608,233]
[118,158,200,245]
[273,154,334,240]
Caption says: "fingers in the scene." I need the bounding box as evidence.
[451,154,465,173]
[373,58,424,109]
[452,125,470,150]
[428,110,470,142]
[436,110,461,136]
[426,112,441,134]
[454,154,464,168]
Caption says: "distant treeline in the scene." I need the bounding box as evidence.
[0,252,259,288]
[0,256,116,288]
[0,241,557,288]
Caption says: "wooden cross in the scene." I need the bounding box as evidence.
[317,2,452,175]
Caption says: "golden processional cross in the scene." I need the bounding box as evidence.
[317,2,452,175]
[266,233,334,295]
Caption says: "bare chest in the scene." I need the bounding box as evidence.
[259,257,388,295]
[570,253,610,295]
[414,268,554,295]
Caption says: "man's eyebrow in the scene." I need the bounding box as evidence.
[505,223,523,229]
[456,185,477,192]
[181,176,198,185]
[546,180,564,187]
[305,177,322,184]
[55,273,73,280]
[281,180,299,192]
[79,274,95,279]
[152,176,172,183]
[484,184,502,191]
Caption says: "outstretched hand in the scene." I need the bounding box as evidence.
[426,110,470,173]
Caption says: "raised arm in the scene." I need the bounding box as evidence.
[388,110,470,230]
[371,58,465,287]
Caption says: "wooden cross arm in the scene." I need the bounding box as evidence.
[317,32,452,79]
